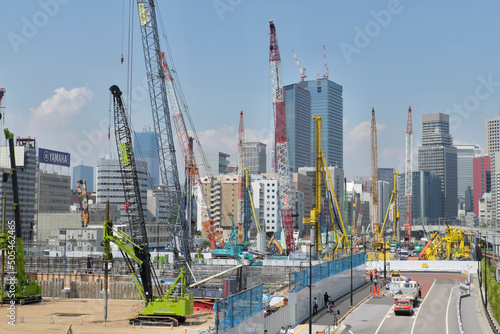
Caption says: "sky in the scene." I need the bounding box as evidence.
[1,0,500,182]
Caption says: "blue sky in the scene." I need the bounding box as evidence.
[1,0,500,180]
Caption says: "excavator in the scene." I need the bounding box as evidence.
[212,213,241,258]
[0,129,41,304]
[106,85,192,325]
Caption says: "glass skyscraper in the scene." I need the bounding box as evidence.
[133,131,160,189]
[73,164,94,192]
[284,83,311,171]
[417,113,457,218]
[298,78,343,168]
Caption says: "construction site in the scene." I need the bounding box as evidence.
[1,1,498,334]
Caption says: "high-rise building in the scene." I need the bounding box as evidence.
[96,156,149,223]
[297,78,343,168]
[72,164,94,192]
[473,155,491,216]
[37,171,71,213]
[195,152,230,178]
[134,131,159,189]
[456,145,481,210]
[485,112,500,226]
[284,83,311,171]
[200,174,240,239]
[417,113,457,218]
[398,171,442,222]
[243,142,266,175]
[0,138,36,242]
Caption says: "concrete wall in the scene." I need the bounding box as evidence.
[366,260,478,273]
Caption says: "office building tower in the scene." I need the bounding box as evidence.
[37,171,71,213]
[200,174,240,239]
[243,142,267,174]
[417,113,457,218]
[485,112,500,226]
[298,78,343,168]
[134,131,160,189]
[96,156,149,223]
[72,165,94,192]
[398,171,442,222]
[473,156,491,216]
[284,83,311,171]
[195,152,230,178]
[456,145,481,210]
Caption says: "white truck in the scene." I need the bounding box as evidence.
[388,273,419,305]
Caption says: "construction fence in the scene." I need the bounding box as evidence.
[214,284,263,333]
[294,253,366,292]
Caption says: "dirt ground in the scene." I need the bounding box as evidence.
[0,298,214,333]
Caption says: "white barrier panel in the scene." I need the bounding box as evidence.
[366,260,478,273]
[289,263,366,325]
[225,310,264,334]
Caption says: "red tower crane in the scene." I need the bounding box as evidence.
[158,51,223,250]
[404,106,413,247]
[269,20,294,254]
[291,49,306,82]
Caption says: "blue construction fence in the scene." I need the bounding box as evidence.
[294,253,366,292]
[214,284,263,333]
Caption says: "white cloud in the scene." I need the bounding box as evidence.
[28,86,93,129]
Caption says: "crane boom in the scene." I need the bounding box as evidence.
[404,106,413,247]
[136,0,191,272]
[291,49,306,81]
[371,108,380,248]
[238,111,246,242]
[110,85,155,303]
[269,20,294,254]
[323,45,329,79]
[157,51,223,250]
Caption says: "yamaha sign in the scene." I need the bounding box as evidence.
[39,148,70,167]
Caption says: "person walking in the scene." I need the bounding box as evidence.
[280,326,286,334]
[370,271,373,283]
[418,283,422,298]
[287,325,294,333]
[313,297,318,315]
[324,291,329,308]
[328,297,334,314]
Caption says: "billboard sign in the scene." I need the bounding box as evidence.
[39,148,70,167]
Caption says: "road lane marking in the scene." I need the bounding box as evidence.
[374,305,394,334]
[446,285,459,334]
[411,278,436,334]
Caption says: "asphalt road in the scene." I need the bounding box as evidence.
[336,272,480,334]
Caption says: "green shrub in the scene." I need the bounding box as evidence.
[483,259,500,323]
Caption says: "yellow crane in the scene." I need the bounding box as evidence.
[379,171,399,245]
[303,115,348,254]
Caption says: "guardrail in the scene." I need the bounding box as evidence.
[456,275,470,334]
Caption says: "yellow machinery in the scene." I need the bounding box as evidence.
[421,226,470,260]
[376,171,399,253]
[303,115,348,256]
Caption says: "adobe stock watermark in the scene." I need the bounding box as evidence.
[339,0,404,64]
[8,0,70,54]
[6,220,17,326]
[212,0,243,21]
[447,74,500,131]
